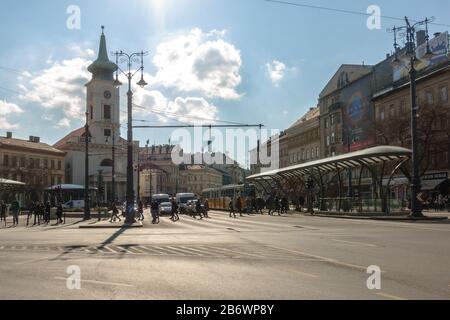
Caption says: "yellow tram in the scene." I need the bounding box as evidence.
[202,184,256,211]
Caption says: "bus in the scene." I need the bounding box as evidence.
[202,184,256,211]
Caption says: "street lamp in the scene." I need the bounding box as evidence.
[113,50,148,223]
[389,17,434,218]
[105,127,116,205]
[84,111,91,220]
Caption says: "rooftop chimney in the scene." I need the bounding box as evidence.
[417,30,426,46]
[6,132,12,139]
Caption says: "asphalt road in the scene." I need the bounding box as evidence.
[0,210,449,300]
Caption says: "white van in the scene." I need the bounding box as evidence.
[152,194,170,206]
[62,200,85,209]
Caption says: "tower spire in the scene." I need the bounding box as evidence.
[87,26,118,81]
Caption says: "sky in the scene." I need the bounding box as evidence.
[0,0,449,166]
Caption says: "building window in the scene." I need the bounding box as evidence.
[426,91,434,105]
[3,155,9,167]
[316,147,319,158]
[400,100,406,114]
[11,156,17,167]
[44,159,48,169]
[331,132,336,144]
[380,107,385,121]
[440,86,448,103]
[51,160,55,170]
[390,104,396,118]
[90,105,93,120]
[104,105,111,120]
[34,158,40,169]
[29,158,34,169]
[20,157,25,167]
[104,129,111,137]
[58,160,62,170]
[326,136,330,147]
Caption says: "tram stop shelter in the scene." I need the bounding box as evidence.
[246,146,413,215]
[0,178,27,205]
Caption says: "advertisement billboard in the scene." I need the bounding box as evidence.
[341,75,376,152]
[393,31,449,82]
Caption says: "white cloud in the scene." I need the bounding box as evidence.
[0,100,24,116]
[167,97,218,124]
[149,28,242,100]
[266,60,287,86]
[0,117,19,130]
[19,57,91,126]
[56,118,71,129]
[0,100,23,130]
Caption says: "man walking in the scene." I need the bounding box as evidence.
[110,203,121,223]
[236,196,243,217]
[229,199,236,218]
[11,199,20,227]
[138,200,145,221]
[44,201,51,224]
[170,198,179,222]
[33,201,41,226]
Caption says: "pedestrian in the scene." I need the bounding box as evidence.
[26,202,34,226]
[229,199,236,218]
[203,199,209,218]
[33,202,41,226]
[170,198,179,222]
[236,196,243,217]
[110,203,121,222]
[138,200,145,221]
[44,201,51,224]
[11,199,20,227]
[195,199,203,220]
[151,200,159,224]
[56,203,63,224]
[0,200,7,226]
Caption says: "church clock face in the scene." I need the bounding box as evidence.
[104,90,112,99]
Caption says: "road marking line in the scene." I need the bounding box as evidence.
[54,277,135,288]
[375,292,407,300]
[290,269,319,279]
[266,245,373,272]
[208,246,263,258]
[332,239,377,247]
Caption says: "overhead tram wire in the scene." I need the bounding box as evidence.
[264,0,450,28]
[132,102,251,126]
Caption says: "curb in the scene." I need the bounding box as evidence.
[79,222,143,229]
[313,214,448,221]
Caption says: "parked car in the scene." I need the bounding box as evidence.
[62,200,85,209]
[121,201,138,214]
[159,202,172,216]
[176,193,196,214]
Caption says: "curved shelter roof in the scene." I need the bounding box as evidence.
[247,146,412,181]
[0,179,26,186]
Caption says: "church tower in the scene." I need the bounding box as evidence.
[86,27,120,145]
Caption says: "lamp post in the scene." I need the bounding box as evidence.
[106,127,116,205]
[113,50,148,223]
[389,17,434,218]
[346,128,354,198]
[84,111,91,220]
